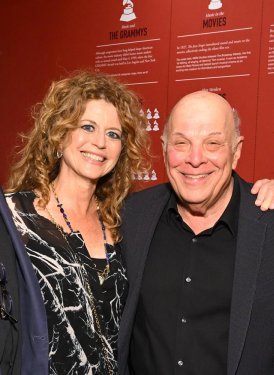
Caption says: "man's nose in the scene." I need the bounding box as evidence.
[185,144,207,167]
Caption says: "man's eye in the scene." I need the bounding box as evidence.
[81,124,95,132]
[107,131,121,140]
[206,142,222,150]
[173,141,188,148]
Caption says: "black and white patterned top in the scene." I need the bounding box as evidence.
[6,191,128,375]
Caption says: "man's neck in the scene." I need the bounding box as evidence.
[177,180,234,235]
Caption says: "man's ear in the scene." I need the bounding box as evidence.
[160,135,165,148]
[232,136,244,170]
[160,135,167,164]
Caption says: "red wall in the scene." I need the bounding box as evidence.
[1,0,273,186]
[0,1,98,184]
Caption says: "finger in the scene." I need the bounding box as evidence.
[259,191,274,211]
[254,184,269,206]
[251,179,268,194]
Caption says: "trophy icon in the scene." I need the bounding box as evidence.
[208,0,223,10]
[151,170,157,181]
[153,108,160,119]
[146,121,152,132]
[120,0,137,22]
[152,121,159,132]
[146,109,152,120]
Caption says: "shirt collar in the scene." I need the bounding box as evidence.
[218,176,240,235]
[167,177,240,235]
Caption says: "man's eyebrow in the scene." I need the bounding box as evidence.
[171,131,223,136]
[171,132,187,137]
[207,132,222,136]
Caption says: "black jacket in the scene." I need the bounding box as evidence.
[0,189,48,375]
[118,173,274,375]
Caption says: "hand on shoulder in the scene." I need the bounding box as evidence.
[251,179,274,211]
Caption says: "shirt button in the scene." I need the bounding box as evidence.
[181,317,187,323]
[192,237,197,243]
[178,360,184,366]
[186,277,191,283]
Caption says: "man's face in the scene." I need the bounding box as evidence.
[163,93,243,213]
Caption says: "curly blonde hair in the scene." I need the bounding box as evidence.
[7,71,150,242]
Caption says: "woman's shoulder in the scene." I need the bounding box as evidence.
[5,191,36,212]
[5,190,35,199]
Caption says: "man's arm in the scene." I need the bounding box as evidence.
[252,179,274,211]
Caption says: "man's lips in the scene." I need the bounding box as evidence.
[182,173,212,179]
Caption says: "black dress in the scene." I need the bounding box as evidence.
[6,191,128,375]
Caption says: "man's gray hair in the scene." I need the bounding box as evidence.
[232,108,241,137]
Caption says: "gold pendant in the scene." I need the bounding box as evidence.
[98,264,110,285]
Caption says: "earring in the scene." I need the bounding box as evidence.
[57,151,63,159]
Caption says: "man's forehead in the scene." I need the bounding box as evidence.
[167,115,234,143]
[171,91,233,118]
[170,102,233,132]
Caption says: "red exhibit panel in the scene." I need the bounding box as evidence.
[0,1,99,185]
[167,0,264,181]
[1,0,273,185]
[254,0,274,179]
[91,0,172,186]
[132,84,168,186]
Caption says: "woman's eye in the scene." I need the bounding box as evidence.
[107,131,121,140]
[81,124,95,132]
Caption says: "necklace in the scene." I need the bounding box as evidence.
[51,182,110,282]
[45,199,113,375]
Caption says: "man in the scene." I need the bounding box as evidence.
[0,188,48,375]
[119,91,274,375]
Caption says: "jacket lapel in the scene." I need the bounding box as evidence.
[118,185,171,372]
[227,182,266,375]
[125,194,169,286]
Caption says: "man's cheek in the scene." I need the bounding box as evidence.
[167,149,184,167]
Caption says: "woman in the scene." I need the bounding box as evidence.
[5,71,150,375]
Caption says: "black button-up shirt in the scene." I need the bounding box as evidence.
[129,179,240,375]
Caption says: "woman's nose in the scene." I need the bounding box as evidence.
[92,130,106,149]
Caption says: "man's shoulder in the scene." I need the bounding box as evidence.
[235,173,274,223]
[125,183,172,205]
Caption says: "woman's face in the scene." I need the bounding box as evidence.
[59,99,122,185]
